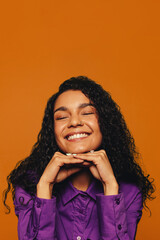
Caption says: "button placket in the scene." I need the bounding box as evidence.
[79,209,84,214]
[80,194,87,200]
[73,194,89,240]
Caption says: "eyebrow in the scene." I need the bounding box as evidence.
[54,103,94,114]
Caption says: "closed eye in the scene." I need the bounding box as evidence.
[56,117,68,120]
[82,112,94,115]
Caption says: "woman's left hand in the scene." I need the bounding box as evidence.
[73,150,119,195]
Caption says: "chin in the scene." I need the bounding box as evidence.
[70,149,88,154]
[65,146,90,154]
[70,146,97,154]
[60,143,102,154]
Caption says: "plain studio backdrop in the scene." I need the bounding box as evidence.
[0,1,159,239]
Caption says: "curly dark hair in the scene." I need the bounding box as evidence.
[3,76,155,213]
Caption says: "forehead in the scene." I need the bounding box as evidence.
[54,90,91,109]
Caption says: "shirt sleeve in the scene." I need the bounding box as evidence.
[96,185,143,240]
[14,186,57,240]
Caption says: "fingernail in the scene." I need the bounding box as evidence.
[72,153,77,156]
[90,150,94,153]
[66,153,72,156]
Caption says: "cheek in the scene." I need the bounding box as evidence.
[94,120,102,138]
[54,121,67,142]
[54,123,62,141]
[90,118,101,132]
[88,119,102,143]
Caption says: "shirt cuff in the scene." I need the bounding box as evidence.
[96,193,127,238]
[31,196,57,239]
[34,196,56,215]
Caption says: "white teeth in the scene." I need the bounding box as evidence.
[67,133,88,140]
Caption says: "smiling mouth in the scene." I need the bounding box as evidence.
[65,133,90,141]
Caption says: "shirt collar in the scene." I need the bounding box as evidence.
[59,177,104,206]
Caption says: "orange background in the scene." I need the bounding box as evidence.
[0,0,160,239]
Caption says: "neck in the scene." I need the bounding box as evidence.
[70,168,93,191]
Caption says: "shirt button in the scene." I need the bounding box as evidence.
[115,198,120,205]
[19,196,24,204]
[118,224,122,230]
[36,201,41,208]
[77,236,81,240]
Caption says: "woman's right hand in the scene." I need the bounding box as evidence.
[37,152,84,199]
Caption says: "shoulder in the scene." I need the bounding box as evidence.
[14,170,38,201]
[15,186,32,198]
[14,186,34,206]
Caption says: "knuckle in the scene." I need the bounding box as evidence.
[100,150,106,156]
[54,151,60,156]
[100,149,105,154]
[53,152,58,159]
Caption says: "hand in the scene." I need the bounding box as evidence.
[73,150,119,195]
[37,152,84,198]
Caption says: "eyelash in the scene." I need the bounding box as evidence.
[56,117,68,120]
[82,112,94,115]
[55,112,94,120]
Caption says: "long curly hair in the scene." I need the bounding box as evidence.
[3,76,155,213]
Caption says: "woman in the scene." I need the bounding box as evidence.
[4,76,154,240]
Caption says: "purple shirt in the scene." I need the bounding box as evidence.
[14,178,143,240]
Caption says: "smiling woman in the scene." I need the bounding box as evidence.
[3,76,154,240]
[54,90,102,154]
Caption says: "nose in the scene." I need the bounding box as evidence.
[68,114,83,128]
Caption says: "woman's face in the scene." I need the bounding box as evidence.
[53,90,102,154]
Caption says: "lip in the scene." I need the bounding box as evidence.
[64,131,91,141]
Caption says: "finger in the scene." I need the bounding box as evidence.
[59,158,84,168]
[73,154,98,162]
[73,149,106,157]
[89,165,101,180]
[54,151,66,157]
[64,158,84,164]
[56,154,84,162]
[82,161,93,166]
[54,154,85,168]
